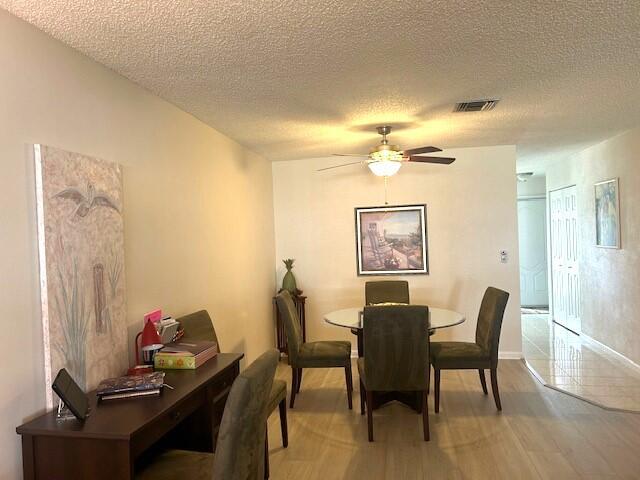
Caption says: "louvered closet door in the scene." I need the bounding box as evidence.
[550,185,581,333]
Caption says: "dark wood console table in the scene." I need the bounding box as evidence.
[16,352,243,480]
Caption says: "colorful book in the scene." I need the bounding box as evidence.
[154,354,198,370]
[96,371,165,396]
[154,340,218,370]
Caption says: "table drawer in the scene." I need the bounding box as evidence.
[132,388,206,457]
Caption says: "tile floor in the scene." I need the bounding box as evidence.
[522,313,640,413]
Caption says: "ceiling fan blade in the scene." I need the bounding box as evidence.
[408,156,456,165]
[317,161,364,171]
[403,146,442,156]
[332,153,369,157]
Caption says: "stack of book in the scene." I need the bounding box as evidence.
[154,340,218,370]
[97,371,165,401]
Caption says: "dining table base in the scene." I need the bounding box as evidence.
[370,390,423,413]
[352,330,425,413]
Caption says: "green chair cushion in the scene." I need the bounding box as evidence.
[137,450,214,480]
[430,341,490,369]
[267,379,287,415]
[365,280,410,305]
[297,340,351,368]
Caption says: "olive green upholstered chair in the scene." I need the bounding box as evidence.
[351,281,411,353]
[358,305,430,442]
[178,311,287,478]
[137,349,279,480]
[276,290,353,409]
[430,287,510,412]
[364,280,410,305]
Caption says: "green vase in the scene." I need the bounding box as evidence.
[282,259,297,294]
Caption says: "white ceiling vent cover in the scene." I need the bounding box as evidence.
[454,99,499,112]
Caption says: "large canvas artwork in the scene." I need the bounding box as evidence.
[594,178,620,248]
[355,204,428,275]
[35,144,127,408]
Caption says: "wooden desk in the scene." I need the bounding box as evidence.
[16,353,244,480]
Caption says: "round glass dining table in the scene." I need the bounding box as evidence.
[324,306,465,357]
[324,306,465,412]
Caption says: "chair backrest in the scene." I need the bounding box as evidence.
[176,310,220,347]
[474,287,510,367]
[365,281,410,305]
[275,291,303,365]
[212,349,278,480]
[363,305,429,391]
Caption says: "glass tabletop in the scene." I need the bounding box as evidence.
[324,307,465,330]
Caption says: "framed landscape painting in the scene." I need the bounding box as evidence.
[594,178,620,248]
[355,204,428,275]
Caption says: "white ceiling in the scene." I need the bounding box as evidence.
[3,1,640,171]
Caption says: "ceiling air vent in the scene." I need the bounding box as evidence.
[454,99,499,112]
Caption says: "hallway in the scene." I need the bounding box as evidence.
[522,314,640,412]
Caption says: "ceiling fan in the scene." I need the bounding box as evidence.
[318,126,455,177]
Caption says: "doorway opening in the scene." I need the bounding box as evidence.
[517,175,549,312]
[517,174,552,370]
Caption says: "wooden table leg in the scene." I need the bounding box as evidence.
[351,329,364,357]
[21,435,35,480]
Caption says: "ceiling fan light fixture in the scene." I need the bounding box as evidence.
[369,147,403,162]
[367,160,402,177]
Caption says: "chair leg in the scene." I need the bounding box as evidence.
[490,367,502,411]
[345,363,353,410]
[296,368,303,394]
[289,367,298,409]
[434,369,441,413]
[278,398,288,448]
[427,365,431,395]
[264,427,269,479]
[365,390,374,442]
[359,380,365,415]
[479,369,488,394]
[422,390,430,441]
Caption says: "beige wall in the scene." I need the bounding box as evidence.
[0,10,275,479]
[546,127,640,364]
[272,145,522,356]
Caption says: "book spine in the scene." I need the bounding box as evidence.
[154,354,196,370]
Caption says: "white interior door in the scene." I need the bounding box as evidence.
[518,198,549,307]
[549,186,581,332]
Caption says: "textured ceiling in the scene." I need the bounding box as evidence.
[2,1,640,170]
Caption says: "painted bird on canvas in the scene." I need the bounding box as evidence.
[54,182,120,218]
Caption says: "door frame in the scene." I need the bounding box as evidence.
[517,195,549,308]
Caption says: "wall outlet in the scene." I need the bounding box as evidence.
[500,250,508,263]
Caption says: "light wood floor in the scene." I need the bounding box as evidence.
[266,359,640,479]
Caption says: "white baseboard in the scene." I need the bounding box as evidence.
[352,349,523,360]
[581,333,640,373]
[499,351,523,360]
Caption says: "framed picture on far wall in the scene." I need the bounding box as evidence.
[355,204,428,275]
[594,178,621,248]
